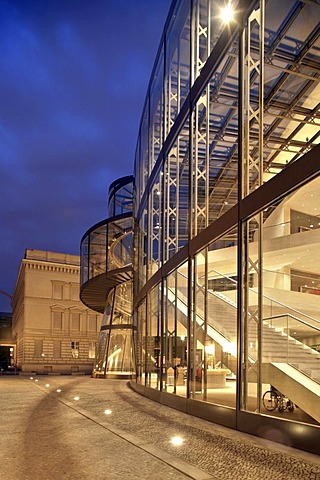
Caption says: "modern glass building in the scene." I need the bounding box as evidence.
[80,176,134,378]
[80,0,320,454]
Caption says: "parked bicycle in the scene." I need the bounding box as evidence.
[262,387,294,413]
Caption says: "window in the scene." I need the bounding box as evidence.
[88,342,96,359]
[71,313,80,331]
[53,340,61,358]
[71,341,79,358]
[71,284,79,301]
[34,339,43,358]
[53,311,63,330]
[88,315,97,332]
[53,283,63,299]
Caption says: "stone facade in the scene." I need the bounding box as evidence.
[12,249,102,374]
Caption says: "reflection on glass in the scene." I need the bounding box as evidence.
[243,176,320,426]
[163,266,188,397]
[189,228,237,408]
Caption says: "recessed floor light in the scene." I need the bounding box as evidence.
[171,436,184,446]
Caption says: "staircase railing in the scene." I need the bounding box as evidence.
[165,285,237,357]
[199,267,320,329]
[193,268,320,382]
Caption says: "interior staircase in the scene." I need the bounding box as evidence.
[168,280,320,422]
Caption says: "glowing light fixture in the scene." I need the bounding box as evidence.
[56,389,61,393]
[30,377,33,380]
[171,436,184,446]
[74,396,80,401]
[35,379,39,382]
[205,344,215,355]
[221,3,234,23]
[104,409,112,415]
[45,383,50,388]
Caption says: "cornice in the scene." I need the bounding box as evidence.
[25,261,79,275]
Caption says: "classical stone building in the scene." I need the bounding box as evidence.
[12,249,102,374]
[0,312,14,370]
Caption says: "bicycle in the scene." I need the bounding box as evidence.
[262,388,294,413]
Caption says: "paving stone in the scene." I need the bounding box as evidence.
[0,376,319,480]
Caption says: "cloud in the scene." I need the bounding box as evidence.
[0,0,172,310]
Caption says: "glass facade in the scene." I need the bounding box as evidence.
[131,0,320,455]
[80,176,134,378]
[80,0,320,455]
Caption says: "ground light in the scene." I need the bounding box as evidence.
[73,396,80,401]
[170,436,184,446]
[104,409,112,415]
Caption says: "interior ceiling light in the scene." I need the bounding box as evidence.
[221,2,234,23]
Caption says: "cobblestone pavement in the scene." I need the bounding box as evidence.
[0,376,319,480]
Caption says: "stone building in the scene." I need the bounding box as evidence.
[0,312,14,370]
[12,249,102,374]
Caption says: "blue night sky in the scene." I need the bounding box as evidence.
[0,0,172,311]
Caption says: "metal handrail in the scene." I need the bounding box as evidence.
[264,313,320,333]
[198,267,320,327]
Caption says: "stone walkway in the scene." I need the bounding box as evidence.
[0,376,319,480]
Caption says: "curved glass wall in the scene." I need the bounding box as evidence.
[80,176,134,378]
[93,281,134,377]
[80,223,107,286]
[132,0,320,454]
[241,176,320,424]
[108,176,134,217]
[80,215,132,287]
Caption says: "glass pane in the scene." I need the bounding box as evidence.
[112,283,132,325]
[260,176,320,426]
[164,264,188,397]
[80,235,89,285]
[146,285,161,389]
[188,228,237,407]
[147,173,162,278]
[136,300,146,385]
[106,330,133,373]
[165,0,190,135]
[107,217,132,271]
[108,178,133,217]
[102,289,114,327]
[94,331,108,374]
[150,49,164,169]
[89,225,107,279]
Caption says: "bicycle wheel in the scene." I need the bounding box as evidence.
[278,397,286,412]
[262,390,278,411]
[287,400,294,412]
